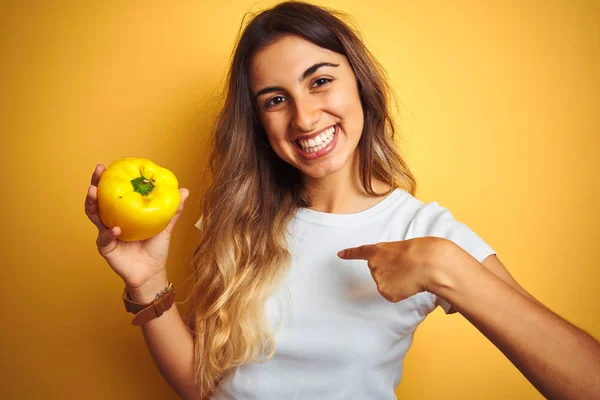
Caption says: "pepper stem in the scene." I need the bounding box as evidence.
[130,176,154,195]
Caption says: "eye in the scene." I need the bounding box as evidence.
[265,95,286,109]
[312,77,332,87]
[263,78,333,110]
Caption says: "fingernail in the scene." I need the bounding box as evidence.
[337,250,345,257]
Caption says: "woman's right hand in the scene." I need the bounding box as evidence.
[84,164,190,291]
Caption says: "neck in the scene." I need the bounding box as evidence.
[300,151,393,214]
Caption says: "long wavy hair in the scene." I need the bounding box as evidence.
[184,1,416,397]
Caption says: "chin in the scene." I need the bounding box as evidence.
[275,137,357,178]
[297,157,349,180]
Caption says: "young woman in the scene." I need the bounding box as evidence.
[84,1,600,399]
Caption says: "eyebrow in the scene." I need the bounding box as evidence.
[254,62,340,100]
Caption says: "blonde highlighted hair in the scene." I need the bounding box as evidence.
[183,1,416,397]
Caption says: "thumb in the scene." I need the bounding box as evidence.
[163,188,190,234]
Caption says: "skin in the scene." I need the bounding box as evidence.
[250,33,390,214]
[339,240,600,399]
[251,33,600,399]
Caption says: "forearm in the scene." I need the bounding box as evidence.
[432,253,600,400]
[127,274,200,400]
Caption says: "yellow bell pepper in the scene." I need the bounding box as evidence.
[97,157,180,241]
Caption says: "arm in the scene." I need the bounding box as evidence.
[127,273,201,400]
[431,241,600,400]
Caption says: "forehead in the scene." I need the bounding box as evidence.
[250,35,340,87]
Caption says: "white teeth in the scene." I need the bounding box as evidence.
[297,126,336,152]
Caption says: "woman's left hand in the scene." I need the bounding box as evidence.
[337,237,454,302]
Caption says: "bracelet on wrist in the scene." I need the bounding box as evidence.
[122,282,176,326]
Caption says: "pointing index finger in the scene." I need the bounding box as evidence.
[338,244,375,260]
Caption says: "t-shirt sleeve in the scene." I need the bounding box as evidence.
[406,201,497,315]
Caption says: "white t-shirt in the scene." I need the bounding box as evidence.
[208,188,496,399]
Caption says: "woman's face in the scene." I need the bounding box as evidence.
[249,34,364,180]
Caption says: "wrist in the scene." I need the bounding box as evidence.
[125,273,170,303]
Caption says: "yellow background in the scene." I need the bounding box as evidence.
[1,0,598,399]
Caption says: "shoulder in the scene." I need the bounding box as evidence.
[387,189,434,219]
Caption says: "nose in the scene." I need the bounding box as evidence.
[291,96,319,132]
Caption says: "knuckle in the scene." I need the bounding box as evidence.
[370,269,378,283]
[377,286,392,301]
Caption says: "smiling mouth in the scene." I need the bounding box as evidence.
[295,125,337,153]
